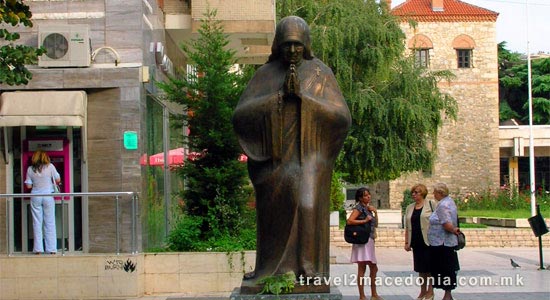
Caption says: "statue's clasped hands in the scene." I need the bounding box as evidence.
[284,63,300,96]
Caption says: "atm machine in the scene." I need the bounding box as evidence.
[21,138,73,252]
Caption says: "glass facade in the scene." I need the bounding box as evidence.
[142,95,184,251]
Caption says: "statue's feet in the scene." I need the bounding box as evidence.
[243,271,256,280]
[299,261,316,278]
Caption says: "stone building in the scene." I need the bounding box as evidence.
[0,0,274,254]
[376,0,501,208]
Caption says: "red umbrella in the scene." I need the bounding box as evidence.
[148,148,185,166]
[139,153,148,165]
[140,148,247,166]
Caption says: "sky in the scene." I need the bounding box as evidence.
[391,0,550,54]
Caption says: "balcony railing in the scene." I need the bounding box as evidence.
[1,192,138,256]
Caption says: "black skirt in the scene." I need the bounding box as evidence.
[410,207,430,273]
[430,245,460,291]
[412,243,431,273]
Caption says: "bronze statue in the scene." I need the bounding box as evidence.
[232,16,351,289]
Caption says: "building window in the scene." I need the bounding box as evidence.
[414,49,430,67]
[457,49,472,68]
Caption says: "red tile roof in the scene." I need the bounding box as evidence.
[392,0,498,22]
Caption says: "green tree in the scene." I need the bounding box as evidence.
[499,43,550,125]
[277,0,457,183]
[0,0,44,85]
[157,10,250,239]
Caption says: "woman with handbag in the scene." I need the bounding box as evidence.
[347,187,383,300]
[24,149,61,254]
[428,183,460,300]
[404,184,435,300]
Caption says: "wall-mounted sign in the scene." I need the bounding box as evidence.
[150,42,174,76]
[123,131,138,150]
[29,140,64,151]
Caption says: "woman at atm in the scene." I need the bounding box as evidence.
[24,150,61,254]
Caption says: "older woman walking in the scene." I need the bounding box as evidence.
[428,183,460,300]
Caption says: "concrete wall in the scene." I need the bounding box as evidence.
[2,228,549,299]
[387,20,500,208]
[0,251,255,299]
[0,254,144,299]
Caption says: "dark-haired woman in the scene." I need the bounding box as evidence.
[347,187,383,300]
[24,150,61,254]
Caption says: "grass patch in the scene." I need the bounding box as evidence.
[460,209,550,219]
[460,223,488,228]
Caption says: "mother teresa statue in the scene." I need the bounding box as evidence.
[232,16,351,288]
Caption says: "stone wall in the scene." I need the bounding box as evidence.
[191,0,275,35]
[1,0,156,253]
[387,21,500,208]
[86,87,139,253]
[331,227,550,249]
[1,233,549,300]
[0,153,5,253]
[162,0,191,15]
[0,67,144,253]
[192,0,274,21]
[24,0,149,64]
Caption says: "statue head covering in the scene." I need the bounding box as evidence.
[267,16,313,63]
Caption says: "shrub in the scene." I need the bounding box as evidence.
[401,189,414,214]
[258,271,296,295]
[455,187,550,212]
[167,206,257,252]
[167,214,203,251]
[330,171,346,211]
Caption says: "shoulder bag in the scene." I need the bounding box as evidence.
[51,167,60,193]
[344,207,371,244]
[455,214,466,250]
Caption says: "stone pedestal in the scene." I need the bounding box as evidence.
[229,287,342,300]
[239,279,330,294]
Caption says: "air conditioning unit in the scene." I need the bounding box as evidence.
[38,25,91,68]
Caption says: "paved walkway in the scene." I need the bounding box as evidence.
[136,247,550,300]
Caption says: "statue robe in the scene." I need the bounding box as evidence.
[232,58,351,281]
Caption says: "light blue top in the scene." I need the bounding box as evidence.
[428,196,458,247]
[24,164,60,194]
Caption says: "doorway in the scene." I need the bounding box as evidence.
[9,126,83,253]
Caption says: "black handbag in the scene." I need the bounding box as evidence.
[344,207,371,244]
[455,231,466,250]
[455,215,466,250]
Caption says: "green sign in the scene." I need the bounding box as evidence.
[123,131,138,150]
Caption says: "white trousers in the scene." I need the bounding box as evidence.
[30,196,57,253]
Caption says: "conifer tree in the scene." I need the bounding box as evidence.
[499,42,550,125]
[157,10,249,238]
[278,0,457,182]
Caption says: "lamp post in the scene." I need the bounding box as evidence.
[525,0,536,218]
[525,0,545,271]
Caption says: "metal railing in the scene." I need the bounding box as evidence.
[1,191,138,256]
